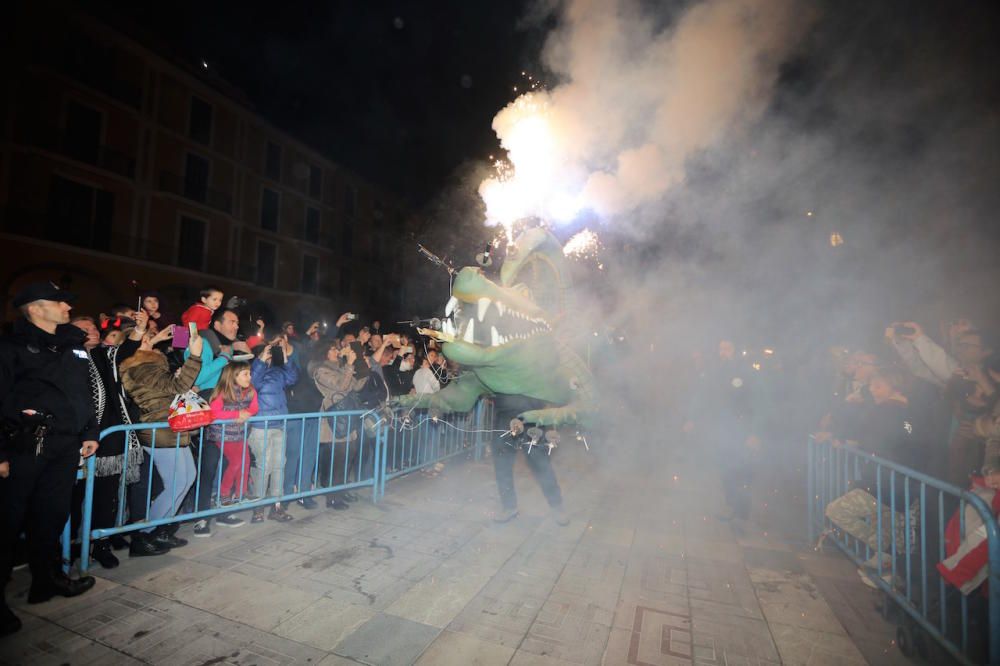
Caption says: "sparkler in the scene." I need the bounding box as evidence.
[562,228,601,259]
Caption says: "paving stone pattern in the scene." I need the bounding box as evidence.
[1,443,912,665]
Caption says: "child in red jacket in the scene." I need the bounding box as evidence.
[181,286,224,331]
[207,362,258,502]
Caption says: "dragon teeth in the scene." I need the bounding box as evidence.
[491,326,500,347]
[442,318,455,337]
[496,302,505,317]
[463,318,475,343]
[445,296,458,317]
[477,297,491,322]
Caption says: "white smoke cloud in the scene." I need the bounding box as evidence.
[479,0,817,230]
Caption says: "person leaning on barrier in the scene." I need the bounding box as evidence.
[823,370,923,588]
[119,324,203,556]
[0,282,100,638]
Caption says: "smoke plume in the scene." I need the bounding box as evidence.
[479,0,816,228]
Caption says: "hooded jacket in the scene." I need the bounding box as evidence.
[250,356,298,424]
[0,318,98,461]
[120,348,202,447]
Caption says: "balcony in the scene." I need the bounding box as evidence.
[23,130,136,180]
[158,171,232,214]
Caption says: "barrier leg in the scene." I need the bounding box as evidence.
[80,457,96,573]
[60,518,71,574]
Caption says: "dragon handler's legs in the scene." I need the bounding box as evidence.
[490,395,565,516]
[490,439,519,511]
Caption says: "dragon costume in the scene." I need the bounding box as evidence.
[400,227,596,431]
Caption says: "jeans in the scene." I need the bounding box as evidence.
[283,417,321,494]
[249,428,285,498]
[142,447,197,532]
[190,440,221,512]
[490,439,563,510]
[490,394,564,511]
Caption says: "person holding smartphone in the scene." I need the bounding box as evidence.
[248,337,298,523]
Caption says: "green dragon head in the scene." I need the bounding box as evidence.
[440,227,570,353]
[404,226,595,428]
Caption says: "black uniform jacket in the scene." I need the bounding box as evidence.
[0,319,98,462]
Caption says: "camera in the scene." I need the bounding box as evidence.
[270,344,285,366]
[227,296,248,310]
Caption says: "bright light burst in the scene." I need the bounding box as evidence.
[562,228,601,259]
[479,90,584,241]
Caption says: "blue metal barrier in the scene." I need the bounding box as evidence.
[808,437,1000,665]
[77,401,494,573]
[379,398,495,497]
[80,409,384,572]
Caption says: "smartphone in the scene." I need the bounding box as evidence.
[893,324,917,336]
[171,325,189,348]
[346,313,357,321]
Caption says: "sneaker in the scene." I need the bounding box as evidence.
[327,497,350,511]
[296,496,318,510]
[216,513,245,528]
[268,507,294,522]
[251,511,265,524]
[192,520,212,538]
[492,507,519,523]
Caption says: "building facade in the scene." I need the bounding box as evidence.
[0,6,415,324]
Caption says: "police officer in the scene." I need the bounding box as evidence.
[1,282,99,637]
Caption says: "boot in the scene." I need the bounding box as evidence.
[129,532,169,557]
[109,534,130,551]
[0,604,21,637]
[27,569,95,604]
[91,540,120,569]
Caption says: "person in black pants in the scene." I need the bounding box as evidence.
[0,283,100,637]
[489,394,569,525]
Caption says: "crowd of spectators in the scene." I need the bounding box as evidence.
[813,318,1000,591]
[0,280,459,637]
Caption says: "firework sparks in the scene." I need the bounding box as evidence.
[478,92,584,240]
[562,229,601,259]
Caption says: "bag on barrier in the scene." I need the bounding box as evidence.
[937,478,1000,596]
[167,390,213,432]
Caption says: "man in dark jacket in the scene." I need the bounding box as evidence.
[0,282,100,637]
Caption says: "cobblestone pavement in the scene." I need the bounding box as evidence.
[0,442,913,665]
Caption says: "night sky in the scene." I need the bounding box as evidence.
[88,1,550,205]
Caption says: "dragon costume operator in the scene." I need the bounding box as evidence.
[399,228,596,525]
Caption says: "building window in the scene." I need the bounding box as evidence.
[265,141,281,181]
[256,241,276,287]
[305,206,320,244]
[177,216,206,271]
[64,100,101,165]
[340,265,351,298]
[309,164,322,199]
[301,255,319,294]
[184,153,209,202]
[344,184,356,218]
[261,188,279,232]
[341,224,353,258]
[46,175,112,252]
[189,96,213,145]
